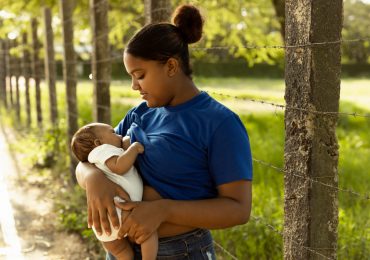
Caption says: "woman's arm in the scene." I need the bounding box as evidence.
[75,162,130,235]
[116,180,252,243]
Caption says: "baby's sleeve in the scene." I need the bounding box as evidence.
[88,144,124,165]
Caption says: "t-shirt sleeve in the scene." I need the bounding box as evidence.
[208,114,253,185]
[88,144,124,165]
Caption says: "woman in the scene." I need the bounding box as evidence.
[76,4,252,259]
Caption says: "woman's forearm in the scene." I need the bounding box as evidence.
[163,197,249,229]
[162,180,252,229]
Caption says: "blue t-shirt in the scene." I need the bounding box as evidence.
[115,91,252,200]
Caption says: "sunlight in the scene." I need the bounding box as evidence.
[0,137,24,259]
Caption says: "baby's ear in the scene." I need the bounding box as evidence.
[94,139,102,146]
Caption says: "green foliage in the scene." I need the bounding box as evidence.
[342,0,370,64]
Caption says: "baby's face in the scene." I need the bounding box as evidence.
[95,124,122,148]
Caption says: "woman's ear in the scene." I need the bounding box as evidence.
[94,139,101,147]
[166,58,179,77]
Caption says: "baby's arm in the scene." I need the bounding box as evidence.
[105,142,144,175]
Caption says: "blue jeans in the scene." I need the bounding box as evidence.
[106,229,216,260]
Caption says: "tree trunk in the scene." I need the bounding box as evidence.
[43,7,58,126]
[8,40,14,108]
[90,0,111,124]
[144,0,172,24]
[13,39,21,121]
[284,0,342,259]
[272,0,285,41]
[31,18,43,128]
[22,32,32,127]
[60,0,78,183]
[0,39,7,108]
[3,39,10,109]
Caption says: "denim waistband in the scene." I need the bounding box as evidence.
[133,228,216,259]
[158,228,209,243]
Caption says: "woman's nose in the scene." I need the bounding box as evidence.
[131,78,140,90]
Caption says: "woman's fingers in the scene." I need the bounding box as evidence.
[116,186,131,201]
[107,204,120,230]
[135,233,150,245]
[115,201,139,211]
[99,208,111,235]
[117,210,130,239]
[87,203,92,228]
[91,209,101,235]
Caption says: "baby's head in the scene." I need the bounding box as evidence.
[71,123,122,162]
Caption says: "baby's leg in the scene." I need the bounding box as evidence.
[140,232,158,260]
[103,239,133,260]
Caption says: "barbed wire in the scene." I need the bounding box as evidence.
[252,158,370,200]
[251,216,335,260]
[206,91,370,118]
[213,240,239,260]
[3,74,370,121]
[4,36,370,69]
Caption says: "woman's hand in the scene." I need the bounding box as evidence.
[84,168,130,235]
[115,200,168,244]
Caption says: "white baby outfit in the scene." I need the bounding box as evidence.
[88,144,143,242]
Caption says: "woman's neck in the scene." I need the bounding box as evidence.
[168,76,200,106]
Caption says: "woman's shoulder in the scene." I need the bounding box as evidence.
[199,92,236,118]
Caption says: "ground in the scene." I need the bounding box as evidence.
[0,123,99,260]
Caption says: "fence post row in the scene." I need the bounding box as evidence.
[284,0,342,259]
[31,18,43,128]
[22,32,32,127]
[43,7,58,126]
[60,0,78,183]
[8,39,14,108]
[13,39,21,121]
[4,39,10,109]
[0,39,7,108]
[90,0,111,124]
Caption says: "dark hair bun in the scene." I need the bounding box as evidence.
[172,4,204,44]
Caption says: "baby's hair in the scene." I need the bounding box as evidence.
[71,123,101,162]
[125,4,204,77]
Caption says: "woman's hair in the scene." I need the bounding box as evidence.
[125,4,204,77]
[71,124,100,162]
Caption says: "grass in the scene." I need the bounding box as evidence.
[2,77,369,259]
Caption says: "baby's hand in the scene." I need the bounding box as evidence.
[132,142,144,154]
[122,136,131,150]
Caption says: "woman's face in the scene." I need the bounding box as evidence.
[123,52,175,107]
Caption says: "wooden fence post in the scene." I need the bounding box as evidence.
[8,40,14,108]
[43,7,58,126]
[31,18,43,128]
[284,0,342,259]
[3,39,10,109]
[90,0,111,124]
[13,39,21,121]
[60,0,78,183]
[144,0,171,24]
[0,39,7,108]
[22,32,32,127]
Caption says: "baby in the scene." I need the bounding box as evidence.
[71,122,158,260]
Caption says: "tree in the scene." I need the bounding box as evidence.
[342,0,370,63]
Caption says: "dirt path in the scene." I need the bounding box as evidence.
[0,124,97,260]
